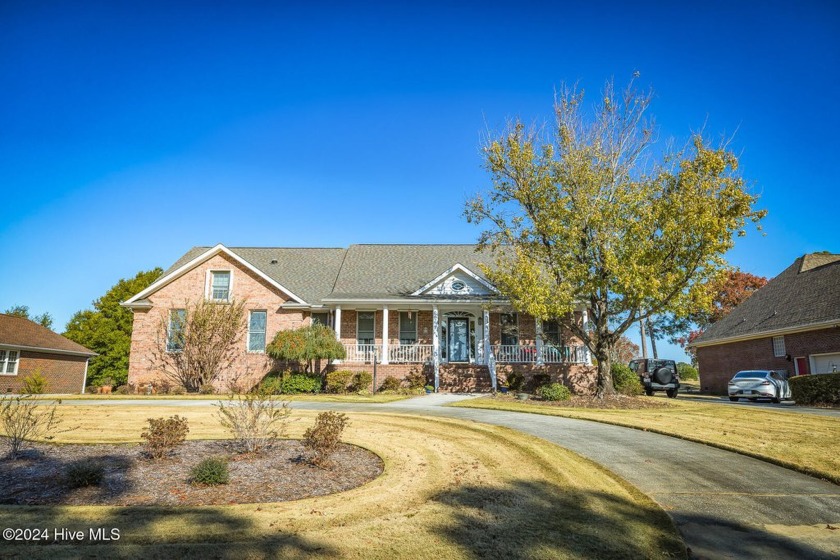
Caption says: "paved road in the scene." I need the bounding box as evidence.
[676,393,840,418]
[61,395,840,559]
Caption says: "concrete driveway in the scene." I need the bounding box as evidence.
[60,395,840,559]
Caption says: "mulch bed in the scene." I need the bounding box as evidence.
[499,394,673,410]
[0,439,383,506]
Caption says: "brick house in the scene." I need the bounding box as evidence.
[122,244,596,393]
[0,314,96,394]
[691,253,840,394]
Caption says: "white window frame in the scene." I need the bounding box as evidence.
[399,311,417,345]
[248,310,267,353]
[0,348,20,376]
[205,269,233,302]
[772,335,786,358]
[167,309,186,353]
[357,311,376,345]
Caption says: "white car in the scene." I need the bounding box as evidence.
[727,370,792,403]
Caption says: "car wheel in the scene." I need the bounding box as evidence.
[644,389,654,396]
[666,388,678,398]
[771,388,781,404]
[729,396,739,402]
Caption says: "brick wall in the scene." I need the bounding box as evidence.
[0,351,88,394]
[696,327,840,394]
[127,253,302,391]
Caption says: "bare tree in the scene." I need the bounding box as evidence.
[150,299,247,392]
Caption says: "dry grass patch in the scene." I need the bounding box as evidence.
[36,393,410,403]
[0,405,686,559]
[454,396,840,484]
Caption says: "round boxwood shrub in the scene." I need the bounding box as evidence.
[611,363,643,396]
[378,376,402,392]
[536,383,571,402]
[789,373,840,407]
[281,373,321,394]
[190,456,230,486]
[677,362,699,381]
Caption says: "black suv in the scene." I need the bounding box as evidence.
[629,358,680,398]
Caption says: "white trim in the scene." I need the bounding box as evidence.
[689,319,840,348]
[122,244,308,306]
[411,263,499,296]
[535,318,544,365]
[81,358,89,394]
[334,306,342,340]
[206,269,233,302]
[0,348,20,376]
[247,309,268,353]
[0,343,95,357]
[321,297,511,305]
[432,305,440,391]
[382,306,389,364]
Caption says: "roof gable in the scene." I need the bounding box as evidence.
[412,263,497,296]
[123,245,312,306]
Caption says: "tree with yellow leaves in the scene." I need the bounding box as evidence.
[466,76,765,397]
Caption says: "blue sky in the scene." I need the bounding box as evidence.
[1,1,838,362]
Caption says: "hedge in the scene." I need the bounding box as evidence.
[789,373,840,407]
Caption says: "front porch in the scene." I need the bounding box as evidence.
[328,306,592,391]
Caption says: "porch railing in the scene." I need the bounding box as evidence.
[342,343,380,363]
[389,344,433,364]
[491,345,588,364]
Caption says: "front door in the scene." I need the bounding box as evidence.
[794,357,809,376]
[448,317,470,362]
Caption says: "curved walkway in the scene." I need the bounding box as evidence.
[62,395,840,559]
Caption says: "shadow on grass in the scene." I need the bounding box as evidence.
[0,505,337,558]
[431,479,687,559]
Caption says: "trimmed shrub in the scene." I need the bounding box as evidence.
[506,372,525,391]
[404,370,426,390]
[612,363,643,396]
[216,392,291,454]
[351,371,373,393]
[141,416,189,459]
[114,385,132,395]
[677,362,699,381]
[325,370,355,394]
[64,459,104,488]
[20,370,48,394]
[190,456,229,486]
[303,411,349,467]
[282,373,321,394]
[790,373,840,407]
[378,376,402,392]
[536,383,571,402]
[168,385,187,395]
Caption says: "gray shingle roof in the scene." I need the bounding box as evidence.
[162,244,496,303]
[328,244,496,298]
[693,253,840,345]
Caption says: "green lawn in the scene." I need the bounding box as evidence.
[36,392,412,403]
[452,396,840,484]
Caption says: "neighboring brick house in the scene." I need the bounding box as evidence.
[123,244,596,393]
[0,314,96,394]
[691,253,840,394]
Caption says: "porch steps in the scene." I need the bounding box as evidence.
[439,364,493,393]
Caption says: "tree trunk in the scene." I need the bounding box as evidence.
[593,335,615,398]
[647,319,658,359]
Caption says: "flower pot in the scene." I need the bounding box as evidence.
[499,387,509,394]
[516,392,529,401]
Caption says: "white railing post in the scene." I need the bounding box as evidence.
[483,308,495,390]
[432,305,440,392]
[333,306,342,363]
[581,309,593,366]
[382,306,390,364]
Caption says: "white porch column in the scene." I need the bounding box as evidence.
[381,306,390,364]
[334,306,342,364]
[581,308,593,366]
[483,308,496,390]
[535,317,545,365]
[432,305,440,392]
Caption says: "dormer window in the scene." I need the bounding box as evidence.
[209,271,231,301]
